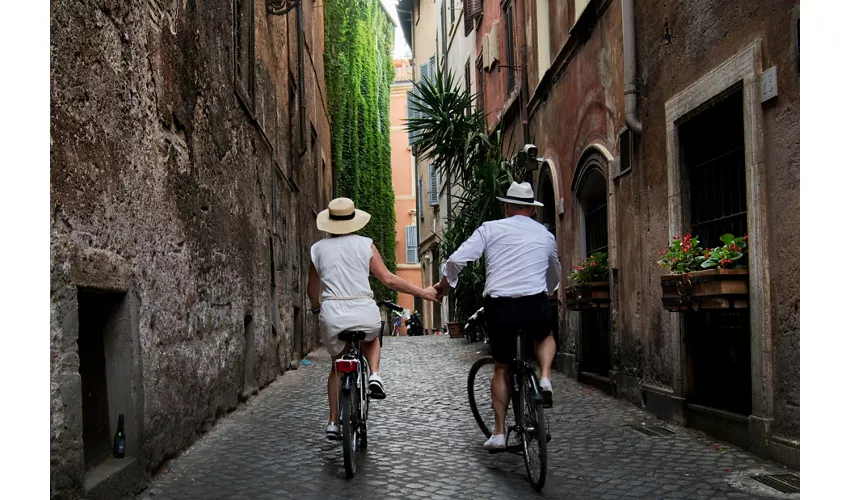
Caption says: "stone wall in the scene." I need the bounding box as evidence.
[50,1,330,497]
[629,0,799,463]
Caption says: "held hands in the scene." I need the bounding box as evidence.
[433,279,449,301]
[421,285,441,303]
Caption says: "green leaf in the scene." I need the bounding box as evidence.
[719,233,734,246]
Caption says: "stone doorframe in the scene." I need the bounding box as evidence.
[663,40,773,452]
[559,144,617,379]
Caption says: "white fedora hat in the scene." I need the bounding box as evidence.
[316,197,371,234]
[496,181,544,207]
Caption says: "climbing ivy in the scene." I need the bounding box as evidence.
[324,0,397,301]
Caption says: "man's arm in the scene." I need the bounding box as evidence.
[546,239,561,295]
[436,225,487,294]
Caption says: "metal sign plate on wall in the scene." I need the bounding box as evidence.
[760,66,778,103]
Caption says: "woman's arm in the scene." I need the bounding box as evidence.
[369,244,438,302]
[307,262,321,311]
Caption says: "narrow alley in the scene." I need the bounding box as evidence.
[139,337,794,500]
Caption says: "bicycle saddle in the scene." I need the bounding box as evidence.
[338,330,368,341]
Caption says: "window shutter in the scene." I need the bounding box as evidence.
[464,0,474,36]
[407,90,417,144]
[429,56,436,84]
[417,178,424,221]
[429,165,439,206]
[406,225,418,263]
[465,0,483,36]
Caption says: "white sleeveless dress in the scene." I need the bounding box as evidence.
[310,235,381,356]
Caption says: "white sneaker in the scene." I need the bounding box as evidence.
[483,434,506,449]
[540,377,553,408]
[326,422,341,441]
[369,372,386,399]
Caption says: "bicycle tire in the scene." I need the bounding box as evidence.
[468,357,495,438]
[521,374,547,491]
[360,365,369,449]
[467,357,520,450]
[341,381,358,478]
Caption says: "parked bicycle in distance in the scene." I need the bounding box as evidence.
[335,300,403,478]
[463,306,487,343]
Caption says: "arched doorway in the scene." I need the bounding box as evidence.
[571,150,612,383]
[537,165,557,236]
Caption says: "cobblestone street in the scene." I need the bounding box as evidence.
[140,336,797,500]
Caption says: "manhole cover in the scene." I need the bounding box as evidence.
[625,424,676,437]
[752,473,800,494]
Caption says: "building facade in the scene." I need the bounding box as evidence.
[402,0,800,468]
[50,1,331,498]
[390,58,422,330]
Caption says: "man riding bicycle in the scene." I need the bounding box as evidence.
[434,182,560,450]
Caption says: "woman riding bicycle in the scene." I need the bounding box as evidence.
[307,197,439,440]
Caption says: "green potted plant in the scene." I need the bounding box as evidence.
[657,233,749,311]
[564,252,610,310]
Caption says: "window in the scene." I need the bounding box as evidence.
[464,0,483,36]
[429,56,436,83]
[680,88,751,415]
[441,0,448,59]
[535,0,551,81]
[428,165,439,206]
[504,1,516,93]
[418,178,424,221]
[407,90,419,144]
[450,0,456,26]
[234,0,255,111]
[464,59,472,115]
[476,54,484,110]
[405,225,419,263]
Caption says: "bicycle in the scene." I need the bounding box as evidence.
[464,307,486,343]
[335,299,403,478]
[467,317,549,491]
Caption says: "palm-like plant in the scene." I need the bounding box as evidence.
[408,68,524,322]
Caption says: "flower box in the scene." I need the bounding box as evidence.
[660,269,749,312]
[447,322,464,338]
[565,281,611,311]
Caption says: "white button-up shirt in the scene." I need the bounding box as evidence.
[443,215,561,298]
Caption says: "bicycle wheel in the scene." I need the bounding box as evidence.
[467,357,520,448]
[520,373,547,491]
[360,365,369,449]
[341,381,359,478]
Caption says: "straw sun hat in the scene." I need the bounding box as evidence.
[316,197,371,234]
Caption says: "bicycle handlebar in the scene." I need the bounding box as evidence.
[376,300,404,312]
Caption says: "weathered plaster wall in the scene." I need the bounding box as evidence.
[527,0,625,370]
[50,1,329,497]
[632,0,800,440]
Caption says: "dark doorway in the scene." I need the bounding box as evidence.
[292,306,303,361]
[575,158,611,379]
[77,291,122,470]
[537,166,559,352]
[680,87,751,415]
[537,166,557,236]
[243,315,255,392]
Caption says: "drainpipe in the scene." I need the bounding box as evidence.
[622,0,642,135]
[296,1,307,155]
